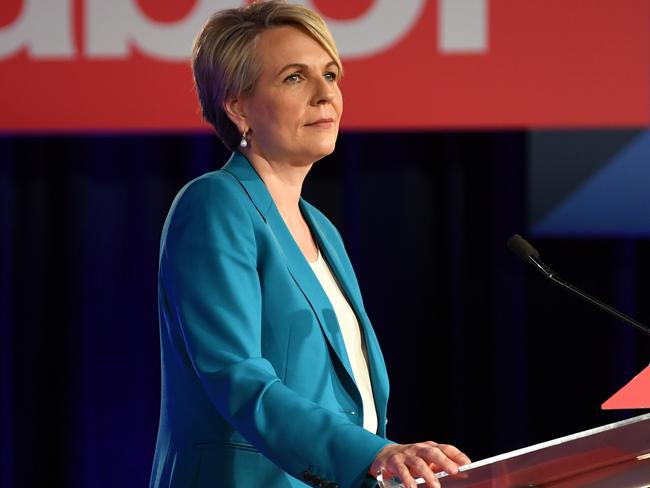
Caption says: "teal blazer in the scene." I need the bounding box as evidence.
[150,152,391,488]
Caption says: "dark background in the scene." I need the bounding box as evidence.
[1,131,648,487]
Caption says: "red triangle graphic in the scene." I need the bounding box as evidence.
[602,364,650,410]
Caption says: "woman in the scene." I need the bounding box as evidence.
[150,2,469,487]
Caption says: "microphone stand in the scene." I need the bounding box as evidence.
[526,253,650,337]
[508,234,650,337]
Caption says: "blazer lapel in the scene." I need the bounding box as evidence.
[302,203,389,432]
[222,153,357,389]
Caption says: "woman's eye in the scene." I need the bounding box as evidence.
[284,73,303,83]
[324,71,337,82]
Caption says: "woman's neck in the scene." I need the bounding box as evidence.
[245,151,313,219]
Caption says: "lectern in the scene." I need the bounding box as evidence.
[438,413,650,487]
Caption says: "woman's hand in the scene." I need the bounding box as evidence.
[370,442,471,488]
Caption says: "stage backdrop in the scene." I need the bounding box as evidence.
[2,132,649,488]
[1,0,649,131]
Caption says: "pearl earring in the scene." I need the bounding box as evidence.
[239,130,248,148]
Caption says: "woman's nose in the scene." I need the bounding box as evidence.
[312,78,335,105]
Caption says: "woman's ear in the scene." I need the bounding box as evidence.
[224,96,248,134]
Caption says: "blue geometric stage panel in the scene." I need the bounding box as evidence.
[530,130,650,237]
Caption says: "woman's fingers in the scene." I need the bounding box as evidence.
[404,455,440,488]
[417,444,460,475]
[372,442,469,488]
[394,462,420,488]
[435,443,472,466]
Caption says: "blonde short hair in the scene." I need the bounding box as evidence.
[191,0,342,151]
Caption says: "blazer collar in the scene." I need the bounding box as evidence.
[221,151,274,221]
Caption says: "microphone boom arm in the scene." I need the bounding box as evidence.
[527,254,650,337]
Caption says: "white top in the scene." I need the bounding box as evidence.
[309,250,378,434]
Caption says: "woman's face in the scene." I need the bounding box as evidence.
[237,26,343,166]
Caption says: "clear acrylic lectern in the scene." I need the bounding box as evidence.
[437,412,650,487]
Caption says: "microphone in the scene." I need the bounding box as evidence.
[507,234,650,337]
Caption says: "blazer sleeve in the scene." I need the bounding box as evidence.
[160,175,390,488]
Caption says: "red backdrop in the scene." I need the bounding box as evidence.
[1,0,648,131]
